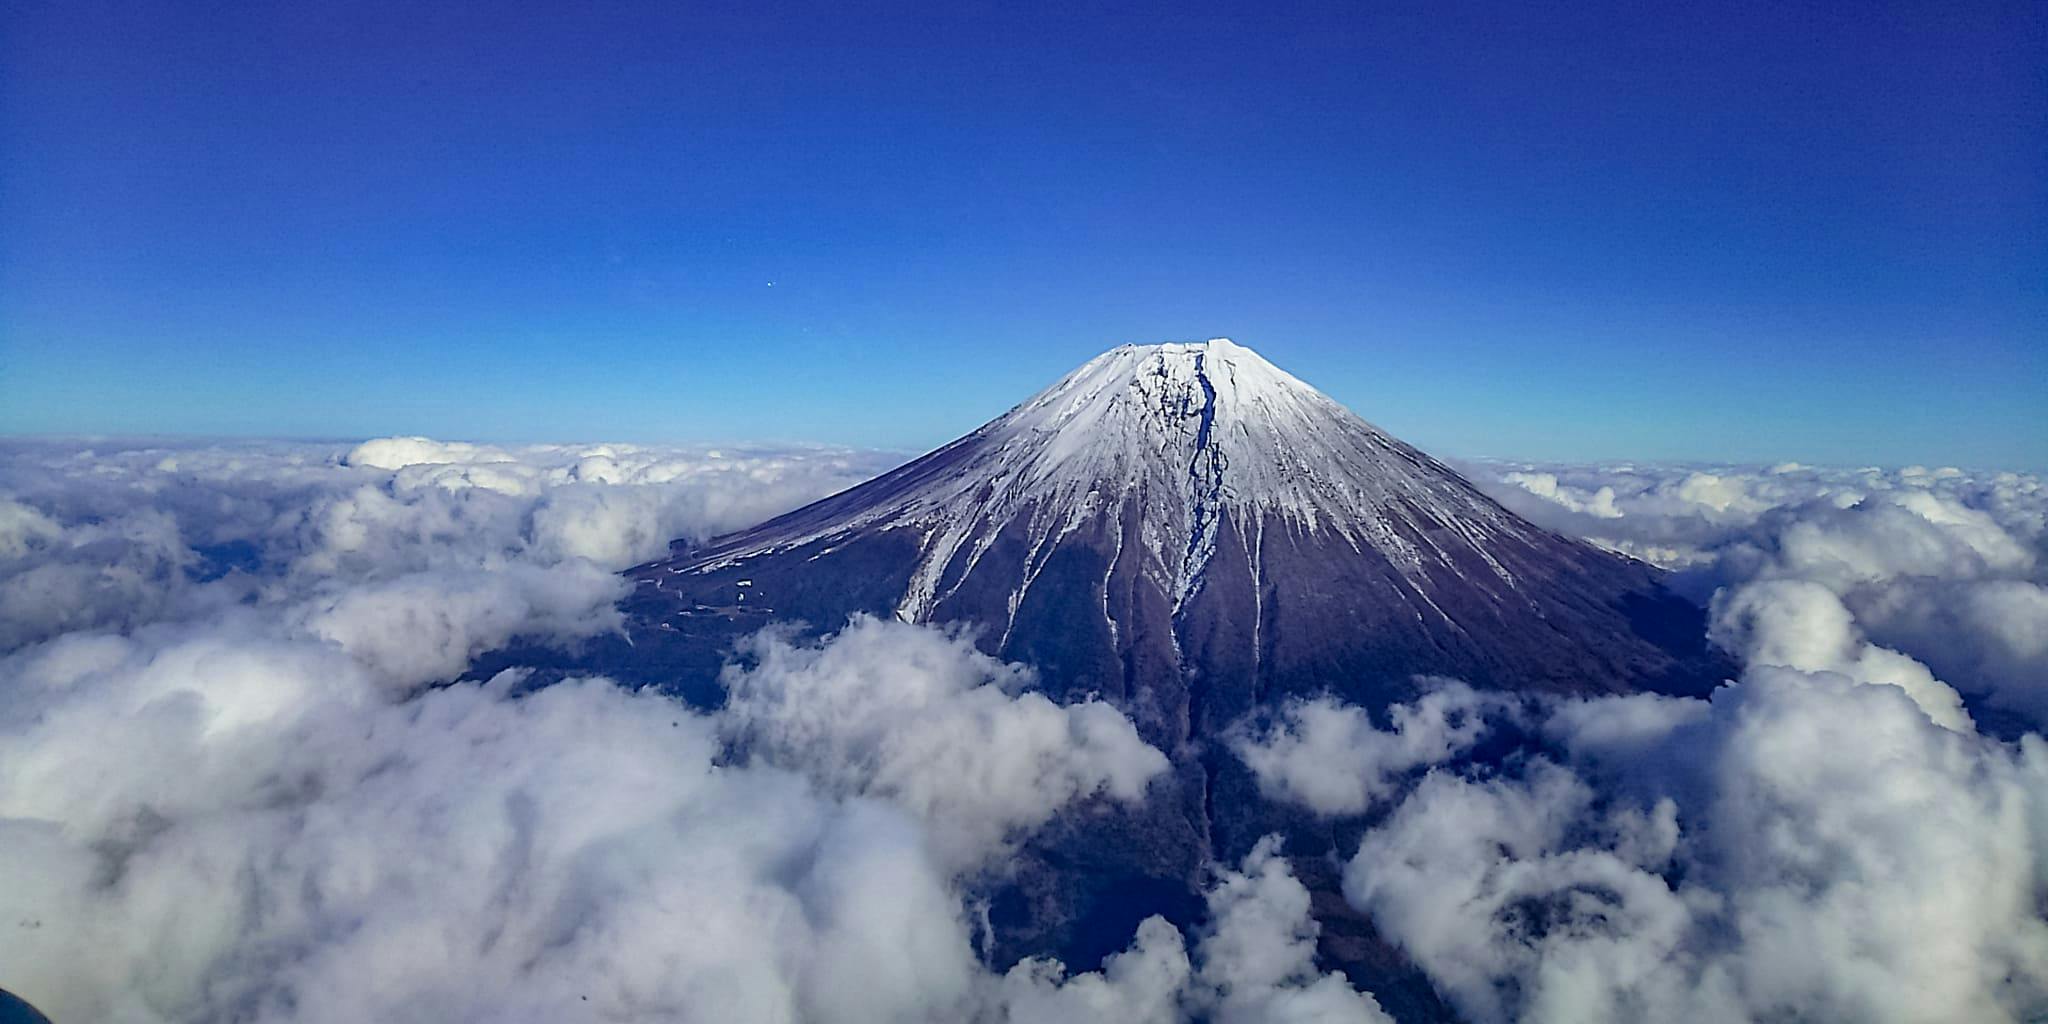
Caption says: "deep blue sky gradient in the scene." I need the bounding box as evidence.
[3,1,2043,467]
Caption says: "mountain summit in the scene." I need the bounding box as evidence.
[696,338,1554,617]
[631,339,1720,741]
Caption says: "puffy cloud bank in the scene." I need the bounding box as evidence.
[1471,458,2048,728]
[0,617,1374,1024]
[1229,459,2048,1023]
[3,438,2044,1024]
[1001,836,1391,1024]
[1227,681,1509,816]
[0,437,1384,1024]
[719,616,1169,871]
[1328,667,2048,1024]
[0,436,896,651]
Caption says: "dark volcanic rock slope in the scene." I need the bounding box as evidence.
[623,339,1723,994]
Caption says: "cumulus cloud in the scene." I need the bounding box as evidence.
[1305,653,2048,1023]
[1854,578,2048,722]
[1227,681,1510,816]
[1724,488,2033,593]
[341,436,513,471]
[0,498,199,649]
[1235,457,2048,1022]
[0,436,1393,1024]
[1469,458,2048,729]
[0,610,1370,1024]
[1344,760,1703,1024]
[7,436,2047,1024]
[0,496,64,558]
[1381,665,2048,1024]
[0,636,984,1023]
[0,437,893,650]
[1002,837,1391,1024]
[291,562,627,689]
[998,916,1193,1023]
[1708,579,1972,731]
[1190,837,1393,1024]
[719,615,1170,870]
[1499,471,1621,519]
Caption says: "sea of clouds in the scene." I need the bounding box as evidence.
[0,438,2043,1023]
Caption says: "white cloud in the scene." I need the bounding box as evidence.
[1323,459,2048,1021]
[0,437,893,650]
[0,642,987,1024]
[1499,472,1622,519]
[0,496,64,558]
[1344,760,1708,1024]
[0,604,1376,1024]
[1342,666,2048,1024]
[1227,681,1510,816]
[7,438,2048,1024]
[1733,489,2033,593]
[0,437,1326,1023]
[292,562,626,689]
[0,501,202,649]
[998,916,1192,1024]
[1001,837,1390,1024]
[342,435,516,472]
[1854,578,2048,721]
[719,615,1169,870]
[1236,458,2048,1022]
[1468,459,2048,729]
[1709,578,1972,731]
[1192,837,1393,1024]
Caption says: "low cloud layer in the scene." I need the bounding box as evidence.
[1001,836,1391,1024]
[0,437,1379,1024]
[0,612,1371,1023]
[1,439,2044,1023]
[719,615,1169,871]
[0,436,896,651]
[1253,460,2048,1023]
[1471,458,2048,727]
[1228,681,1510,816]
[1332,666,2048,1024]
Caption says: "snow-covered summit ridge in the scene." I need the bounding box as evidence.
[686,338,1545,620]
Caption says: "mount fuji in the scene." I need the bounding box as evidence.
[607,339,1726,1009]
[628,339,1718,726]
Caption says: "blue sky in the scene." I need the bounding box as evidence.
[3,1,2042,468]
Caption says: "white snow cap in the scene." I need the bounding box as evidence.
[698,338,1539,621]
[1004,338,1340,489]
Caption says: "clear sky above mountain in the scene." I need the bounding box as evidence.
[3,1,2042,468]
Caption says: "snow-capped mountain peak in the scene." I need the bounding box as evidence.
[667,338,1541,624]
[632,338,1718,740]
